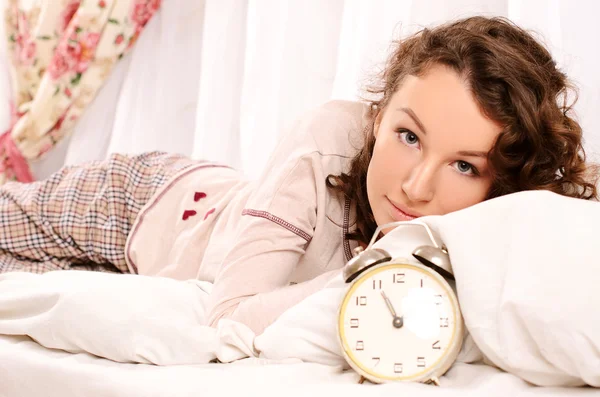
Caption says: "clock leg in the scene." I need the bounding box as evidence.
[428,377,441,386]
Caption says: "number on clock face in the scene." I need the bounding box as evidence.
[339,263,457,381]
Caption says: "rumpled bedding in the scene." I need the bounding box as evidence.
[0,190,598,388]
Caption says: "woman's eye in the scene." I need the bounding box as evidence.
[454,161,478,176]
[397,130,420,147]
[405,132,418,144]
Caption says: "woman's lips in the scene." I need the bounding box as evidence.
[387,197,421,221]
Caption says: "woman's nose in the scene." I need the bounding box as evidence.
[401,161,435,203]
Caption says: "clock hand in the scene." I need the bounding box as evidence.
[380,290,397,317]
[380,290,404,328]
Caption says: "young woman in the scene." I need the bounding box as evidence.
[0,16,596,336]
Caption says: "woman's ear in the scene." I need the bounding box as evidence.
[373,109,383,139]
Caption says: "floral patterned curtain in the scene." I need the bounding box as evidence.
[0,0,160,184]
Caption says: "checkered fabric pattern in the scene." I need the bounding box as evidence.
[0,151,199,274]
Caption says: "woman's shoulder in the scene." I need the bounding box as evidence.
[300,100,371,159]
[259,100,370,180]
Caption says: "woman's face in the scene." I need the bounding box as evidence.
[366,65,503,228]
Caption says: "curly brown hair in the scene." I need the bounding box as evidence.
[328,16,599,245]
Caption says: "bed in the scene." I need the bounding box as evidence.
[1,190,599,396]
[1,334,596,397]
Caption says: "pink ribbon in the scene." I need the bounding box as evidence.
[0,102,34,183]
[0,130,34,183]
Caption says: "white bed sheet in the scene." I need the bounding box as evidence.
[0,335,596,397]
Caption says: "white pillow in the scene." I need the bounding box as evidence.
[0,271,255,364]
[430,190,600,387]
[257,190,600,387]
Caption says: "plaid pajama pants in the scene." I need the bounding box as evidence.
[0,152,199,274]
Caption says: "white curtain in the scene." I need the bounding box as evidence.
[1,0,598,180]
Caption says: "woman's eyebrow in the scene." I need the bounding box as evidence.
[396,108,489,158]
[397,107,428,134]
[457,150,487,158]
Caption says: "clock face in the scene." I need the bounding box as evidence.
[338,262,460,382]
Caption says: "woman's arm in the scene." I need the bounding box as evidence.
[205,101,366,336]
[205,152,324,336]
[207,265,339,336]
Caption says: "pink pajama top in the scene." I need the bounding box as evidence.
[125,100,371,335]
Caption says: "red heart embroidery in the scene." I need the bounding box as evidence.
[204,208,216,220]
[194,192,207,202]
[182,210,197,221]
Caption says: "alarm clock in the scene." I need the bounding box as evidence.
[337,220,464,386]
